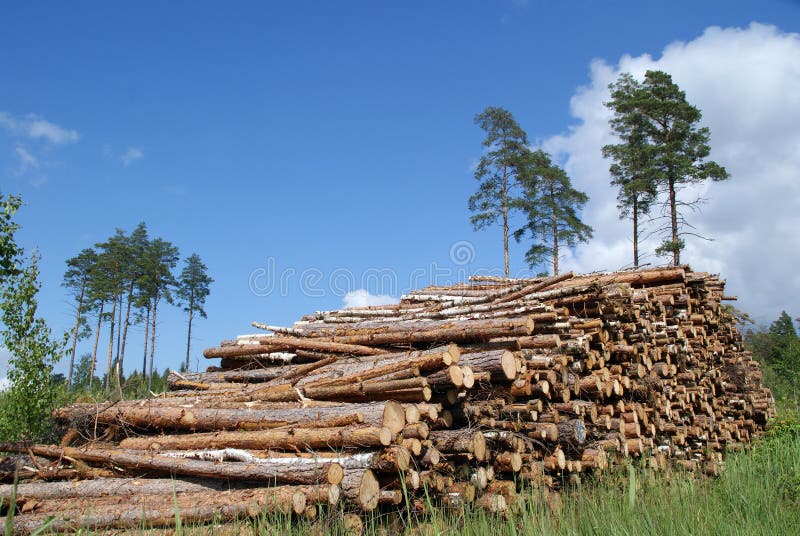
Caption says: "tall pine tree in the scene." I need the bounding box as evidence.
[62,247,97,388]
[141,238,179,389]
[605,70,729,265]
[177,253,213,372]
[603,73,658,268]
[469,107,531,277]
[513,150,593,275]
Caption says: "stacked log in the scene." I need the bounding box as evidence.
[0,266,775,533]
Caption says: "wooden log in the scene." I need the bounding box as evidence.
[458,349,517,381]
[0,444,344,485]
[341,468,380,511]
[204,337,388,359]
[54,400,406,434]
[117,425,394,451]
[290,317,534,346]
[6,485,314,533]
[0,477,230,503]
[428,430,487,461]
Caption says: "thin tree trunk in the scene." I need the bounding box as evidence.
[632,195,639,269]
[185,293,194,372]
[149,290,159,390]
[67,278,86,389]
[668,176,679,265]
[115,294,122,366]
[551,184,559,276]
[502,164,509,279]
[104,295,118,391]
[142,301,151,378]
[119,282,134,380]
[89,301,104,389]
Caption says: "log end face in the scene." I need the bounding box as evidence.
[501,351,517,380]
[328,463,344,486]
[379,427,393,446]
[359,469,380,511]
[382,401,406,434]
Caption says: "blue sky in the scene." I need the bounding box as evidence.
[2,1,799,379]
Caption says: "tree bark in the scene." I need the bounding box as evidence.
[117,425,394,451]
[458,349,517,381]
[340,468,380,511]
[67,277,87,389]
[119,281,135,382]
[142,300,150,378]
[204,337,388,359]
[1,477,230,503]
[149,288,159,390]
[89,301,104,389]
[55,400,406,434]
[632,194,639,269]
[104,294,118,391]
[0,443,343,486]
[7,486,315,533]
[551,182,559,276]
[185,291,194,372]
[503,154,509,278]
[668,175,679,265]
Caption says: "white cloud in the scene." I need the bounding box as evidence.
[542,22,800,324]
[0,111,79,144]
[120,147,144,166]
[15,145,39,170]
[30,176,48,188]
[343,289,398,309]
[0,378,8,392]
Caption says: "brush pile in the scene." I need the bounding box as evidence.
[0,266,776,533]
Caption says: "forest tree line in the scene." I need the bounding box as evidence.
[469,69,729,275]
[62,223,212,394]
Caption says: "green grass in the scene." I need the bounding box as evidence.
[194,416,800,536]
[12,415,800,535]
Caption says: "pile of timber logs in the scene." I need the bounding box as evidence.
[0,266,776,533]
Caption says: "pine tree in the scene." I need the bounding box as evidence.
[603,73,658,268]
[513,150,593,275]
[177,253,213,372]
[94,230,127,392]
[604,70,729,265]
[469,107,532,277]
[62,248,97,389]
[117,223,149,382]
[141,238,179,389]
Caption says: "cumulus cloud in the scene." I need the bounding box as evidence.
[120,147,144,166]
[542,22,800,323]
[0,111,79,144]
[343,289,398,309]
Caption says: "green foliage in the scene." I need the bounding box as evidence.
[0,192,66,442]
[603,73,658,268]
[513,150,593,274]
[0,255,66,441]
[0,194,22,284]
[177,253,213,319]
[604,70,728,265]
[469,106,532,276]
[746,311,800,403]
